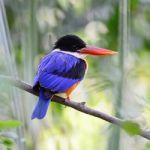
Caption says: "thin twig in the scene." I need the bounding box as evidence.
[1,75,150,140]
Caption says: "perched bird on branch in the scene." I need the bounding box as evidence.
[31,34,117,119]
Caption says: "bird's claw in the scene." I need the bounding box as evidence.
[65,97,71,101]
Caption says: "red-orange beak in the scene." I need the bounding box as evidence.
[78,46,117,56]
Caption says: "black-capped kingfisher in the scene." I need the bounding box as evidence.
[31,34,117,119]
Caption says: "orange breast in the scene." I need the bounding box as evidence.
[65,81,80,97]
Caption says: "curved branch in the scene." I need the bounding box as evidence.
[1,75,150,140]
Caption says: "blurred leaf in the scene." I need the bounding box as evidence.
[57,0,69,10]
[106,6,118,49]
[145,142,150,149]
[130,0,139,13]
[0,120,22,129]
[121,120,141,136]
[5,5,14,29]
[2,138,14,147]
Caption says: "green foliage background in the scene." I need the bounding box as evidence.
[0,0,150,150]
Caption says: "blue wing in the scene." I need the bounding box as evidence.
[33,51,86,93]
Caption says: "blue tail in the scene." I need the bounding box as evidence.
[31,88,52,119]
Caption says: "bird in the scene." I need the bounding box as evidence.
[31,34,117,119]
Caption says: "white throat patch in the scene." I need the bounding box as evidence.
[52,49,86,59]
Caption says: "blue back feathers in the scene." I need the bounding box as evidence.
[33,51,86,92]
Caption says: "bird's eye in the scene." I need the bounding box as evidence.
[72,45,78,50]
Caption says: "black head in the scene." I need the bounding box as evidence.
[53,34,86,52]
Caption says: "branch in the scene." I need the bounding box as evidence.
[1,75,150,140]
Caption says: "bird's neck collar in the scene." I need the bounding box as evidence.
[52,49,87,59]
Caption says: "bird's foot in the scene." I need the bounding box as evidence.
[65,96,71,101]
[62,97,71,108]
